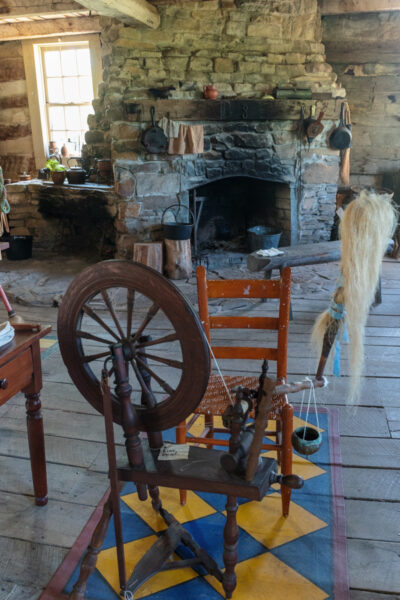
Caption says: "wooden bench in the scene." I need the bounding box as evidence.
[247,240,341,274]
[247,240,382,308]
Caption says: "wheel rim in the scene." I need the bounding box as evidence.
[57,260,210,431]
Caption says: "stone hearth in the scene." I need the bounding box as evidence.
[112,103,339,258]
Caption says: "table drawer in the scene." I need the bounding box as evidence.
[0,348,33,405]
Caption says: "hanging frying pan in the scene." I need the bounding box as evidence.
[141,106,168,153]
[329,102,352,150]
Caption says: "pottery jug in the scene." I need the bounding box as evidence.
[203,84,218,100]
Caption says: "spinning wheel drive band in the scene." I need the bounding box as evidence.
[57,260,210,432]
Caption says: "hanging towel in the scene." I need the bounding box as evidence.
[168,125,204,155]
[158,117,180,139]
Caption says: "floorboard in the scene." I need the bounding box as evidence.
[0,259,399,597]
[347,539,400,594]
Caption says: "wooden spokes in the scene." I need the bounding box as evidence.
[57,260,210,432]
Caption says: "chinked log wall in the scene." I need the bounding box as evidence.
[323,10,400,192]
[0,41,35,181]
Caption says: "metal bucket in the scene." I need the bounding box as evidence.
[247,226,281,252]
[161,204,194,240]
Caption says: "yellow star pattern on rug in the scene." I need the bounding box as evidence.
[235,492,328,549]
[205,553,329,599]
[97,535,199,599]
[122,487,216,532]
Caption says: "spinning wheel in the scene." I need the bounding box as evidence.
[58,261,309,600]
[57,260,210,431]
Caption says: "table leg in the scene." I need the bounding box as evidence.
[25,392,48,506]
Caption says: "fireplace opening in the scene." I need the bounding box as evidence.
[191,177,291,264]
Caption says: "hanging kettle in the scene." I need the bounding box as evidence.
[66,158,88,185]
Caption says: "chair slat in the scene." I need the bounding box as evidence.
[210,316,279,330]
[212,346,278,361]
[207,279,281,299]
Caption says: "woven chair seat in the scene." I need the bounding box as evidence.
[195,374,286,418]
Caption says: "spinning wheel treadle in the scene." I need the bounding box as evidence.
[57,260,210,431]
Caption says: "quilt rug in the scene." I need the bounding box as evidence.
[41,409,348,600]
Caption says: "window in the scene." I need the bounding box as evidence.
[22,35,102,169]
[42,43,94,156]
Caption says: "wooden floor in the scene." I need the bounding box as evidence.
[0,259,399,600]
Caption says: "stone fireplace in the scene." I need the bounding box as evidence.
[5,0,346,260]
[80,0,345,259]
[108,104,341,259]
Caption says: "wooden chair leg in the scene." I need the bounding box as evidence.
[280,403,293,518]
[176,421,188,505]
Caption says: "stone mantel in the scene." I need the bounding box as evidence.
[124,98,343,123]
[5,180,115,194]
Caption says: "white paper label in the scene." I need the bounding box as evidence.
[158,443,190,461]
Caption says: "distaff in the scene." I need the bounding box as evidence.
[312,189,397,402]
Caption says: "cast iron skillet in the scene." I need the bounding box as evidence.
[141,106,168,153]
[329,102,352,150]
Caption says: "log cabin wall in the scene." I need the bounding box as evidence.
[323,10,400,190]
[0,40,35,181]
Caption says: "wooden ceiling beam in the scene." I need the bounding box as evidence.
[320,0,400,15]
[74,0,160,28]
[0,15,101,41]
[0,2,85,20]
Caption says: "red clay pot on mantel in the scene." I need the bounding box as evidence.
[203,84,218,100]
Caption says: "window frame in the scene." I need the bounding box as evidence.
[22,34,102,170]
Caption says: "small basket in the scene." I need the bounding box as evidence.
[291,426,322,456]
[161,204,194,240]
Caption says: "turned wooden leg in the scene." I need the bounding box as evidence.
[280,403,293,517]
[205,414,214,449]
[176,421,188,506]
[69,494,113,600]
[148,485,162,513]
[222,495,238,599]
[25,392,48,506]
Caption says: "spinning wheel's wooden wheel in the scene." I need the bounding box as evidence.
[57,260,210,432]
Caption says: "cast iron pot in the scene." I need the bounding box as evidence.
[161,203,194,240]
[66,159,88,184]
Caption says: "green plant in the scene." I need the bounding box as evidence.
[46,158,66,172]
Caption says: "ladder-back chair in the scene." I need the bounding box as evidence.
[176,265,294,516]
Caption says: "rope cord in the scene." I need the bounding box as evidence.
[203,333,234,406]
[298,376,320,436]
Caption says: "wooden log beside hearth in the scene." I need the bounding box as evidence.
[133,243,163,272]
[164,239,192,280]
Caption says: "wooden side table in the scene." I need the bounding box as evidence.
[0,325,51,506]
